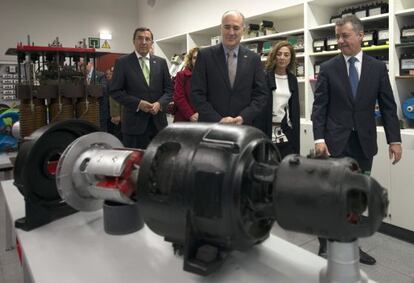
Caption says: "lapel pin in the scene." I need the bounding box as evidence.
[153,60,156,64]
[244,55,248,58]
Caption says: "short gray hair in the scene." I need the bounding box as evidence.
[221,10,245,27]
[336,15,364,33]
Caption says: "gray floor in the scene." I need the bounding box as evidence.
[1,186,414,283]
[271,223,414,283]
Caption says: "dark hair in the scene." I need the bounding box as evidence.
[335,15,364,33]
[133,27,154,41]
[265,41,296,72]
[184,47,200,70]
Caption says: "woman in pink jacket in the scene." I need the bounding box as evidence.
[173,47,199,122]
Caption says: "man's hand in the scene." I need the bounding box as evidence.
[315,142,330,157]
[234,116,244,125]
[389,144,402,165]
[190,113,199,122]
[149,102,161,115]
[111,116,121,125]
[219,116,236,124]
[138,100,153,112]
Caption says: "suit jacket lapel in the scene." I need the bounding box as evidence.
[149,55,157,88]
[335,55,354,105]
[355,54,370,102]
[233,47,248,89]
[212,44,231,90]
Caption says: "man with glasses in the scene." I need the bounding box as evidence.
[190,10,267,126]
[110,27,172,148]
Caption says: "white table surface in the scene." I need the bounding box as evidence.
[2,179,328,283]
[0,152,14,170]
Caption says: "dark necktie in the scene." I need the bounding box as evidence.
[227,50,236,88]
[348,57,359,97]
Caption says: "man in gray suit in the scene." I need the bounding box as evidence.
[110,27,172,148]
[190,10,267,126]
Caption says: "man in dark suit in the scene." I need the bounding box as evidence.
[311,15,402,265]
[190,10,267,126]
[110,27,172,149]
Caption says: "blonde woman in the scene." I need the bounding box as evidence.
[256,41,300,158]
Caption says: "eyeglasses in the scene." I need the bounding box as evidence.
[135,36,153,43]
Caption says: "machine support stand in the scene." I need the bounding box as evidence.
[15,199,76,231]
[320,240,369,283]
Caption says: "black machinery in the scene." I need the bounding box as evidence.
[13,119,99,230]
[14,121,388,282]
[5,36,107,139]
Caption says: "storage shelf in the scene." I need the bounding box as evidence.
[396,75,414,79]
[395,8,414,16]
[360,13,389,23]
[189,25,220,37]
[310,50,340,57]
[309,13,388,31]
[362,44,389,51]
[241,28,304,43]
[309,22,335,32]
[395,43,414,48]
[157,34,186,44]
[310,44,389,57]
[260,53,304,62]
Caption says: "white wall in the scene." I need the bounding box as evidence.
[0,0,139,62]
[136,0,303,40]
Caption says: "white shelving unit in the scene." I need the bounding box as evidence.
[155,0,414,233]
[241,28,304,44]
[154,33,187,68]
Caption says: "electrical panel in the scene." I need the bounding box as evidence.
[0,62,22,105]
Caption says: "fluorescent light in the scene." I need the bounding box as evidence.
[100,31,112,40]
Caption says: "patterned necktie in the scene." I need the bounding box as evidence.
[139,57,150,85]
[348,56,359,97]
[227,50,236,88]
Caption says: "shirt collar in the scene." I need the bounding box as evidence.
[343,50,363,63]
[222,44,239,57]
[135,50,150,60]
